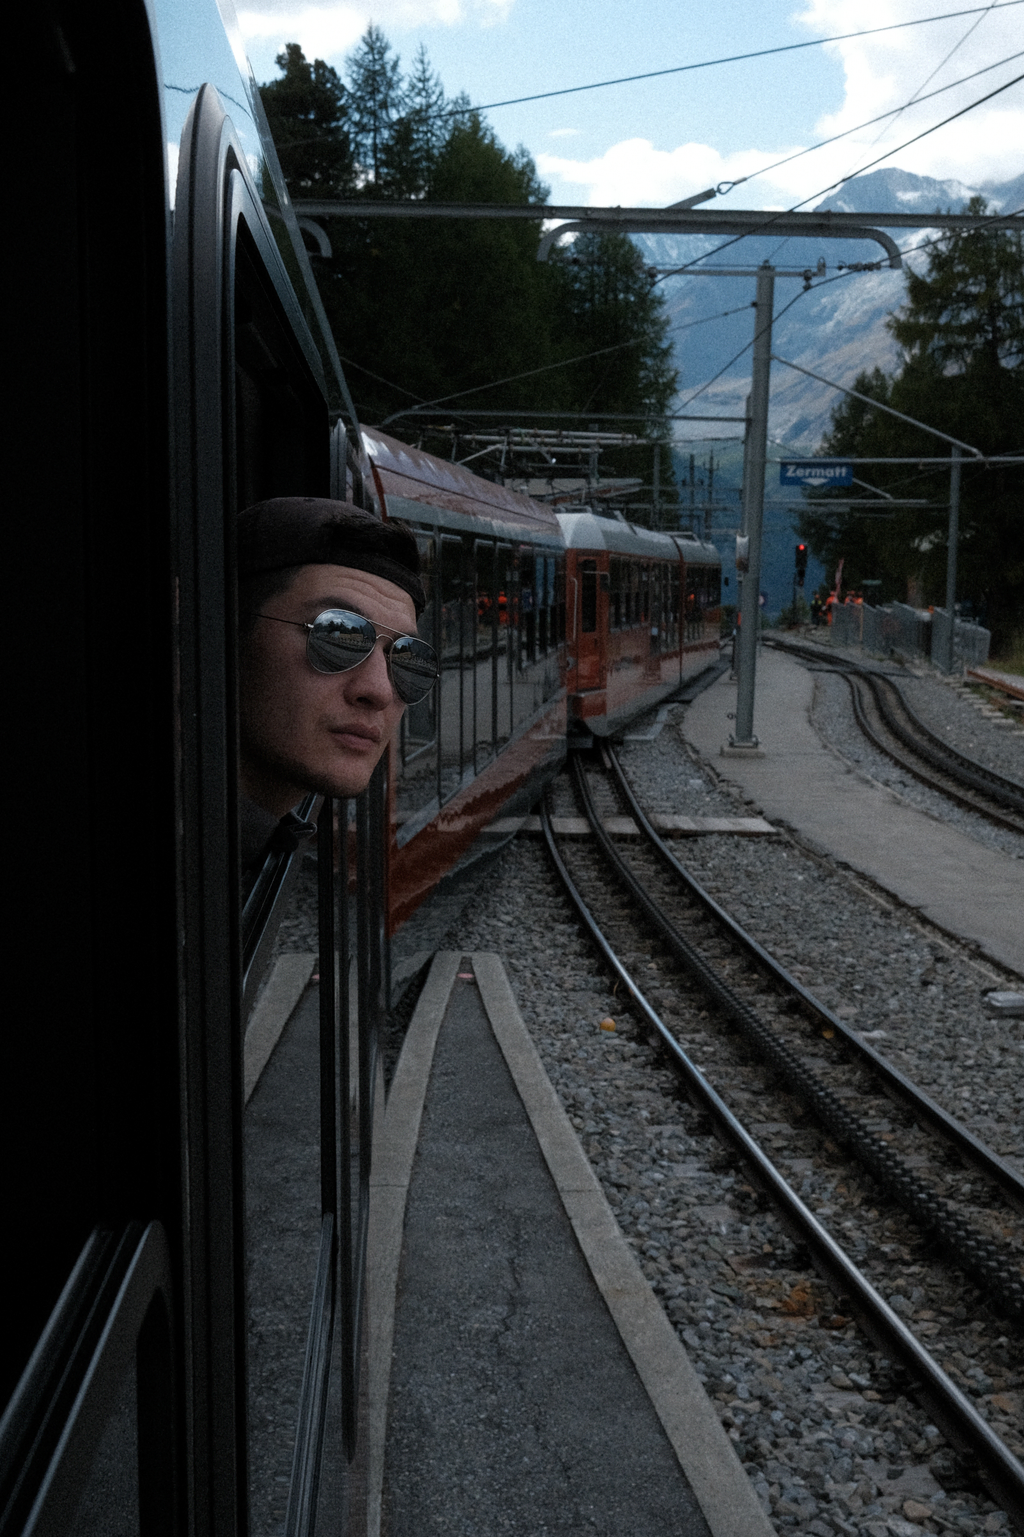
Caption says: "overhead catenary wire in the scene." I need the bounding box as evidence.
[714,47,1024,197]
[426,2,1024,119]
[850,0,1000,164]
[675,280,826,409]
[610,68,1024,287]
[377,301,752,424]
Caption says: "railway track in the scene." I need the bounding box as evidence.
[767,637,1024,835]
[542,748,1024,1522]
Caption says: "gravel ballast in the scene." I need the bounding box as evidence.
[808,671,1024,863]
[427,702,1023,1536]
[252,655,1024,1535]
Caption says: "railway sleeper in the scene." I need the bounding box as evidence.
[567,755,1024,1325]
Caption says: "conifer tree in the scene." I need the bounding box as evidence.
[799,207,1023,645]
[259,43,353,199]
[345,25,404,190]
[258,29,680,523]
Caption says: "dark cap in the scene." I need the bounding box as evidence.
[237,497,425,616]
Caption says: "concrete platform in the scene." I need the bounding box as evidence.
[682,649,1024,978]
[365,952,772,1537]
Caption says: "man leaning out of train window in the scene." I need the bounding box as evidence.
[236,497,435,891]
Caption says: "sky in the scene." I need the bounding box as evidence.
[235,0,1024,208]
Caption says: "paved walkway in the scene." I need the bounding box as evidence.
[368,953,772,1537]
[682,649,1024,978]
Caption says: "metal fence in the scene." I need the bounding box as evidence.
[828,601,990,670]
[830,601,931,659]
[931,607,991,670]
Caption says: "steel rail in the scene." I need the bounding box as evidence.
[765,636,1024,822]
[601,743,1024,1206]
[539,795,1024,1525]
[867,674,1024,809]
[842,675,1024,838]
[568,753,1023,1321]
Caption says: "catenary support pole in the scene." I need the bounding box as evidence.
[943,446,962,672]
[731,398,753,679]
[730,265,774,751]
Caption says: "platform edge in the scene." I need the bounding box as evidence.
[365,950,462,1537]
[471,950,775,1537]
[243,952,317,1104]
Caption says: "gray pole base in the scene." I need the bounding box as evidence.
[722,738,765,758]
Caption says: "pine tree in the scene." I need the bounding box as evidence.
[799,209,1024,645]
[258,27,682,524]
[345,25,404,190]
[381,46,447,199]
[259,43,353,199]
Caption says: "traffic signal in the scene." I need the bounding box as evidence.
[795,543,808,587]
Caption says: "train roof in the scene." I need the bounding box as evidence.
[554,509,721,565]
[363,427,563,543]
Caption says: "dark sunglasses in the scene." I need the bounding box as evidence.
[259,608,438,704]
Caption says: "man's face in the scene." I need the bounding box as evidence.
[240,563,417,814]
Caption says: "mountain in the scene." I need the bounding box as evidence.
[813,166,1024,217]
[638,167,1021,453]
[641,168,1020,617]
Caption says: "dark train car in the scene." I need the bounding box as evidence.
[558,511,722,735]
[4,3,388,1532]
[6,6,721,1529]
[361,429,567,930]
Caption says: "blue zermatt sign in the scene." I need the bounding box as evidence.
[780,460,853,488]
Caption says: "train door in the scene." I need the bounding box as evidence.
[575,557,605,691]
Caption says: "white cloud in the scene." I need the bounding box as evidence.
[537,138,803,207]
[236,0,510,63]
[538,2,1023,209]
[792,0,1024,187]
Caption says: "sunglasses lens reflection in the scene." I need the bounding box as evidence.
[388,636,439,704]
[306,610,438,702]
[307,612,375,673]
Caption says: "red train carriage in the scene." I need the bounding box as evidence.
[362,428,568,931]
[558,510,722,736]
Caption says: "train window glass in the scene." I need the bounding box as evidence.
[580,559,598,634]
[538,554,549,656]
[514,545,543,729]
[439,536,465,802]
[518,548,536,668]
[555,552,566,648]
[475,540,496,769]
[495,543,513,750]
[460,533,476,775]
[670,566,680,647]
[233,228,326,509]
[230,208,338,1530]
[396,537,438,829]
[642,564,650,624]
[609,557,622,629]
[541,553,561,701]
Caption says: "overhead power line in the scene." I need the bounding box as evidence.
[717,48,1024,195]
[853,0,999,162]
[638,69,1024,284]
[430,1,1024,118]
[379,302,753,424]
